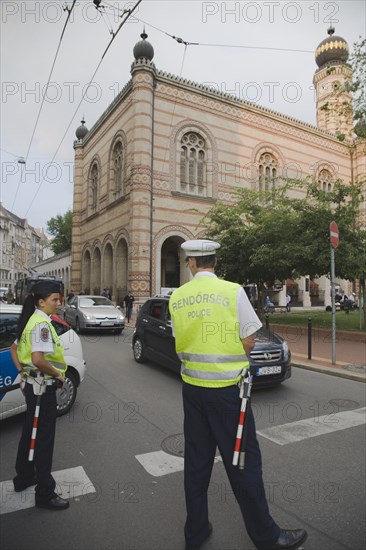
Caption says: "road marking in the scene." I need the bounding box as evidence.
[136,450,222,477]
[0,466,96,515]
[257,407,366,446]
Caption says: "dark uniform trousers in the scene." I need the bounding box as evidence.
[183,382,281,550]
[14,382,57,503]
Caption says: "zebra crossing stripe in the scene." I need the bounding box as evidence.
[257,407,366,446]
[0,466,96,515]
[136,450,222,477]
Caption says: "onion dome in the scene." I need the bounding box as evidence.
[315,26,349,68]
[133,31,154,61]
[75,118,88,140]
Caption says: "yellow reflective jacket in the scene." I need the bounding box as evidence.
[17,313,67,378]
[169,276,249,387]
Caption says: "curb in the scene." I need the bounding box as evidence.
[292,361,366,383]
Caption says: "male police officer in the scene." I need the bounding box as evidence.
[169,240,307,550]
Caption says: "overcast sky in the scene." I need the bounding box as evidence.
[1,0,364,232]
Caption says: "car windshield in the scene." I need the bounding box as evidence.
[79,297,113,308]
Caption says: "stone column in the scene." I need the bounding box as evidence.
[128,59,157,301]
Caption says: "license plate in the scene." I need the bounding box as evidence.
[102,321,114,326]
[256,366,282,376]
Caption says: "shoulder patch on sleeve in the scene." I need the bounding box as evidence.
[40,327,50,342]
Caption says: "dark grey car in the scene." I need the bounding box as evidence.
[64,295,125,334]
[132,297,291,388]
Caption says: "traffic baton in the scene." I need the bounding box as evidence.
[238,373,253,469]
[28,394,41,461]
[232,371,253,468]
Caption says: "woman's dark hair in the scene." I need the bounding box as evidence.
[16,291,53,340]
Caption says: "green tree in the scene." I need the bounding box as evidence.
[46,210,72,255]
[349,37,366,138]
[328,37,366,139]
[202,182,366,324]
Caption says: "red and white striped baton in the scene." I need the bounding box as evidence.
[28,394,41,461]
[232,370,253,468]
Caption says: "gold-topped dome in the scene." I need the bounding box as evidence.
[315,26,349,68]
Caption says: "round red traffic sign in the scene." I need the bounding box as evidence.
[330,221,339,249]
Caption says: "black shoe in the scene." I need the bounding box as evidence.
[13,476,37,492]
[269,529,308,549]
[185,522,213,550]
[36,495,70,510]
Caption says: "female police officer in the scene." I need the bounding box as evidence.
[10,280,69,510]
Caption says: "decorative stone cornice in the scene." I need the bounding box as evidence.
[130,58,156,74]
[79,80,133,147]
[155,69,353,149]
[313,64,352,83]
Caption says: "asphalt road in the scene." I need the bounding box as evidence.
[0,326,365,550]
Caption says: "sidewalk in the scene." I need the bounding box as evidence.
[269,324,366,383]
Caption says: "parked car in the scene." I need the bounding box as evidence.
[0,304,86,420]
[132,297,291,388]
[64,295,125,334]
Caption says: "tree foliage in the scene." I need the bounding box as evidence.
[201,181,366,317]
[46,210,72,255]
[349,37,366,138]
[329,37,366,139]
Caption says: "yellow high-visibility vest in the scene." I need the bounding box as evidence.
[169,276,249,388]
[17,313,67,378]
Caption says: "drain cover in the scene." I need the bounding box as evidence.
[161,434,185,457]
[329,398,360,408]
[342,364,366,374]
[161,434,221,458]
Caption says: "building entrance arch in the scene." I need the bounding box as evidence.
[154,230,193,294]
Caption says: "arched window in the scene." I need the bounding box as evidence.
[113,141,123,196]
[180,132,206,196]
[318,168,333,192]
[258,152,278,192]
[89,163,99,213]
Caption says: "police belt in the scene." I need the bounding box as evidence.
[25,371,58,386]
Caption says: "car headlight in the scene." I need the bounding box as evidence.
[282,341,289,359]
[83,314,96,321]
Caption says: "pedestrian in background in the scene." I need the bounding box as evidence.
[124,291,135,324]
[169,239,307,550]
[10,281,70,510]
[286,293,291,312]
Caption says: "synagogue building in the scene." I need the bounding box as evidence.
[71,28,366,307]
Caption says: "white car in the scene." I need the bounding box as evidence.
[0,304,86,420]
[64,295,125,334]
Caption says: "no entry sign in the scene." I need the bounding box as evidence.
[330,221,339,249]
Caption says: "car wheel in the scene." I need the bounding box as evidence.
[114,328,123,335]
[133,337,146,363]
[56,370,77,416]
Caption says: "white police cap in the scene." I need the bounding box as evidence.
[181,239,220,257]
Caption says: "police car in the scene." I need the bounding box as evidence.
[132,296,292,388]
[0,304,86,420]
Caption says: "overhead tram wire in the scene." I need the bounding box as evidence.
[24,0,144,219]
[134,16,313,54]
[11,0,77,213]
